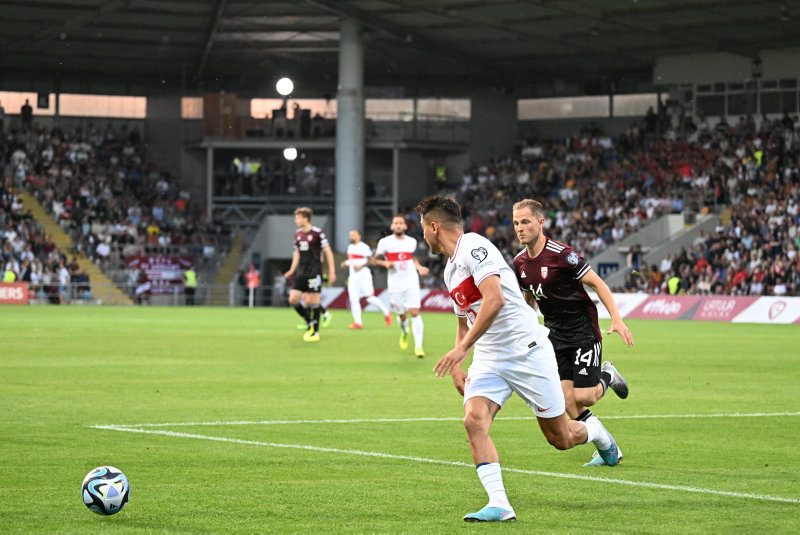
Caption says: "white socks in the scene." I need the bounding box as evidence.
[350,295,390,325]
[411,315,424,349]
[399,317,408,334]
[583,416,611,450]
[349,295,362,325]
[476,463,512,510]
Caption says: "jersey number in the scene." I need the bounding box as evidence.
[574,348,598,367]
[299,241,309,251]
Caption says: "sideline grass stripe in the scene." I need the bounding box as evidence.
[91,425,800,505]
[101,411,800,428]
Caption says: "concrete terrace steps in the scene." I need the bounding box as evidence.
[210,233,244,305]
[20,190,133,305]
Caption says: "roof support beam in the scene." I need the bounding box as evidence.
[196,0,227,80]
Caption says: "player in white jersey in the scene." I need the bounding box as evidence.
[373,215,429,357]
[415,195,620,523]
[340,229,391,329]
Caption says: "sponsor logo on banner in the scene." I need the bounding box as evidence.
[421,290,456,312]
[769,301,787,320]
[628,296,699,320]
[732,297,800,324]
[693,297,757,321]
[0,282,29,304]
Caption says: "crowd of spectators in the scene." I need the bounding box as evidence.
[404,111,799,297]
[1,121,231,302]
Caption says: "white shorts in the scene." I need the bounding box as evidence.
[463,338,565,418]
[348,275,375,299]
[388,286,421,314]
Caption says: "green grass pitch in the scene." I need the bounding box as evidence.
[1,306,799,533]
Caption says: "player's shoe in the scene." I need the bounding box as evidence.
[414,347,425,358]
[384,314,392,327]
[348,323,363,329]
[321,311,332,328]
[463,506,516,523]
[399,330,410,350]
[584,445,623,466]
[603,361,629,399]
[593,420,621,467]
[303,330,320,342]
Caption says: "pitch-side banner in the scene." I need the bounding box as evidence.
[0,282,29,304]
[320,288,800,324]
[124,256,193,294]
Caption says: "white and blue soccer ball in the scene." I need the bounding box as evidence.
[81,466,130,515]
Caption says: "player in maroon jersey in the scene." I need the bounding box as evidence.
[512,199,634,466]
[283,207,337,342]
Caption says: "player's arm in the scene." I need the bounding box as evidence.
[370,253,393,269]
[322,245,336,284]
[522,289,539,311]
[434,275,504,377]
[581,268,634,346]
[414,256,430,276]
[451,316,470,396]
[284,249,299,278]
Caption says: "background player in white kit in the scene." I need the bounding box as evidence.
[415,195,620,523]
[340,229,391,329]
[373,215,429,358]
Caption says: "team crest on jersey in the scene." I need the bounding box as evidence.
[567,251,579,266]
[471,247,488,263]
[541,266,548,279]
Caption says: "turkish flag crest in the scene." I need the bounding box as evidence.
[541,266,548,279]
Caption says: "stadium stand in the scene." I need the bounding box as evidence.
[0,124,232,303]
[406,113,799,297]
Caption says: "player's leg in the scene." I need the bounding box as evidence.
[288,288,310,328]
[391,290,410,349]
[347,283,363,328]
[366,293,391,325]
[302,278,323,341]
[363,277,390,325]
[407,286,424,357]
[558,343,623,465]
[462,372,515,522]
[409,308,424,357]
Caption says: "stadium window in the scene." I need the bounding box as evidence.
[182,97,203,119]
[251,98,336,119]
[415,99,470,121]
[0,91,55,116]
[365,99,414,121]
[696,95,725,116]
[59,94,146,118]
[779,78,797,89]
[612,93,659,117]
[517,96,609,120]
[727,92,757,116]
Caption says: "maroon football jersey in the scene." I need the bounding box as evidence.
[513,237,601,348]
[294,226,329,276]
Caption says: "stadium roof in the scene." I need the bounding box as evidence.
[1,0,799,97]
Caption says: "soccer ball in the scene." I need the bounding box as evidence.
[81,466,130,515]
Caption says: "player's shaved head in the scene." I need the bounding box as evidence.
[512,199,544,218]
[415,195,462,227]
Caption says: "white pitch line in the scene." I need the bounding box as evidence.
[101,411,800,428]
[91,425,800,505]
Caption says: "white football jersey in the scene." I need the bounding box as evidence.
[444,232,550,362]
[375,234,420,291]
[345,241,373,281]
